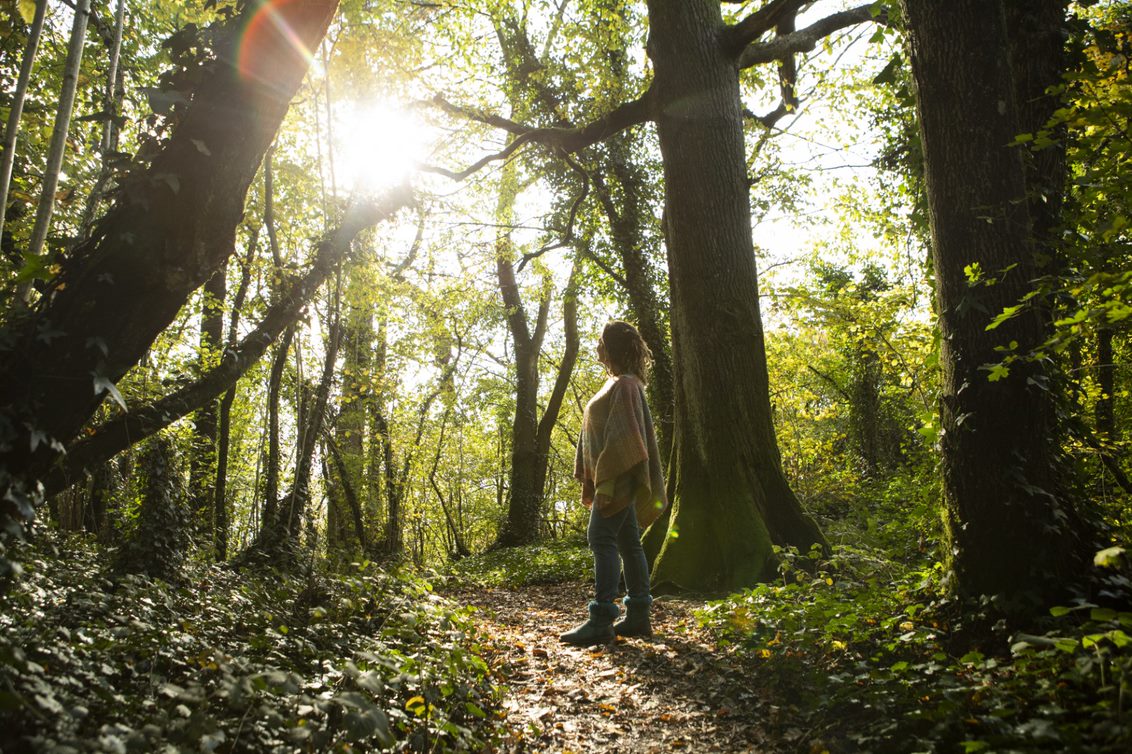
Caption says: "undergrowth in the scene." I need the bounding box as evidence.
[447,538,590,587]
[699,544,1132,753]
[0,532,504,753]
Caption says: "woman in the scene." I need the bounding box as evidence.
[561,320,668,646]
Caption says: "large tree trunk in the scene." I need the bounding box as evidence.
[0,0,340,542]
[644,0,825,592]
[902,0,1088,601]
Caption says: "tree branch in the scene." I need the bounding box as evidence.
[423,88,654,181]
[517,150,590,272]
[738,5,878,69]
[723,0,809,57]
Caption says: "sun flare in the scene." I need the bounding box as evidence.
[335,99,429,193]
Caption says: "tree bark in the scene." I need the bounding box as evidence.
[213,233,255,560]
[902,0,1088,601]
[644,0,825,592]
[0,0,48,245]
[24,0,90,278]
[0,0,340,542]
[189,267,227,529]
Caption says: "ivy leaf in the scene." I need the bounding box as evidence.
[983,363,1010,382]
[1094,546,1125,568]
[92,373,127,411]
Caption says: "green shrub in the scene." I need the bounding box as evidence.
[699,544,1132,753]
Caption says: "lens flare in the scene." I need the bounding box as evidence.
[237,0,318,91]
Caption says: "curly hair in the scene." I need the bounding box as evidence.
[600,320,653,384]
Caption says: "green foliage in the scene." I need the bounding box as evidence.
[0,534,503,753]
[113,436,190,581]
[699,545,1132,753]
[448,539,590,588]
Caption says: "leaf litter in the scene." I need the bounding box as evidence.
[448,581,790,753]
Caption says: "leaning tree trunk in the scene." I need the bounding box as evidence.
[0,0,340,544]
[36,195,407,496]
[0,0,48,245]
[644,0,826,592]
[902,0,1088,601]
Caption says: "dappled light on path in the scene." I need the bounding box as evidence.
[451,582,790,753]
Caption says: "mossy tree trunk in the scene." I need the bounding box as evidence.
[644,0,826,592]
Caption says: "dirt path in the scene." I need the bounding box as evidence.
[453,582,786,753]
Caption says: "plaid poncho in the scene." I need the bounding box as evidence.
[574,374,668,527]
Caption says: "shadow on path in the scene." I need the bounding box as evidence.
[448,581,807,753]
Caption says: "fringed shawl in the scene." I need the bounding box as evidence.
[574,375,668,527]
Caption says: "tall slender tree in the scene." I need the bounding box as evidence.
[24,0,90,292]
[0,0,48,246]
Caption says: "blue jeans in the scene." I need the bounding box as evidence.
[588,502,651,604]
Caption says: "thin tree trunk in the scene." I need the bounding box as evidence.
[0,0,48,245]
[263,328,294,531]
[213,232,255,560]
[77,0,127,239]
[24,0,91,288]
[531,264,580,516]
[189,267,227,529]
[1096,326,1114,439]
[325,434,368,551]
[283,290,342,542]
[428,411,470,559]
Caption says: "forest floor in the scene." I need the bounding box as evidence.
[449,582,792,754]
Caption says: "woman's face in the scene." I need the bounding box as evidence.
[596,338,619,374]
